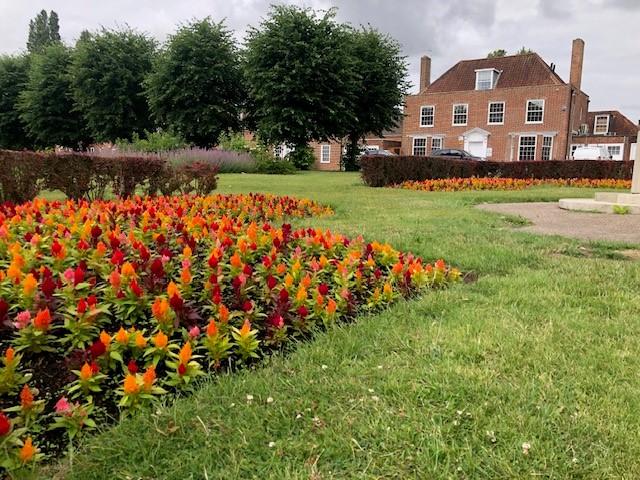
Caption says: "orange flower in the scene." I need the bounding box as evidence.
[206,319,218,337]
[96,241,107,257]
[296,286,307,302]
[180,267,192,284]
[383,283,393,296]
[151,297,170,321]
[33,308,51,331]
[182,245,192,258]
[7,262,22,283]
[120,262,136,278]
[230,252,243,268]
[167,281,178,299]
[123,374,139,395]
[109,270,121,290]
[99,331,111,348]
[19,437,36,463]
[79,362,93,381]
[239,318,251,337]
[142,366,156,391]
[178,343,192,365]
[326,298,337,315]
[115,327,129,344]
[20,385,33,409]
[22,273,38,297]
[153,331,168,349]
[134,331,147,349]
[5,346,15,364]
[218,304,229,324]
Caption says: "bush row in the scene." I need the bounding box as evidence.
[360,156,634,187]
[0,150,219,203]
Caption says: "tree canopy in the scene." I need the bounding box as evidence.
[27,10,61,53]
[0,55,31,149]
[487,49,507,58]
[145,18,244,147]
[18,44,88,148]
[70,28,156,142]
[342,27,408,171]
[244,6,358,150]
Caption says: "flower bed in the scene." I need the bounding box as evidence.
[397,177,632,192]
[0,193,458,472]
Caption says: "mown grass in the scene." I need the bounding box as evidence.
[50,172,640,479]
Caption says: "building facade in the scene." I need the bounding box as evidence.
[402,39,596,161]
[571,110,639,161]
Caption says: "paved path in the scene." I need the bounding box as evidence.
[477,202,640,244]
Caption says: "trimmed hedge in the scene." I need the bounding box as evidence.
[360,155,634,187]
[0,150,218,203]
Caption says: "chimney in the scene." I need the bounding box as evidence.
[570,38,584,90]
[420,55,431,92]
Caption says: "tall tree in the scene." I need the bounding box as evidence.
[27,10,60,53]
[516,46,534,55]
[70,28,156,142]
[145,18,244,147]
[487,49,507,58]
[18,44,88,149]
[342,27,408,171]
[0,55,31,149]
[245,6,357,156]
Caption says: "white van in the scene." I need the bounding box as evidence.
[572,146,612,160]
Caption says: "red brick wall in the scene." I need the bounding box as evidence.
[402,84,583,161]
[309,140,342,171]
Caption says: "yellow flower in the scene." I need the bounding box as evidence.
[121,262,136,278]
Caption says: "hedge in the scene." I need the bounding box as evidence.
[0,150,219,203]
[360,155,634,187]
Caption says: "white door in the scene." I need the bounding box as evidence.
[468,140,485,158]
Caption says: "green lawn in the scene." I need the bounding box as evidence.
[51,172,640,479]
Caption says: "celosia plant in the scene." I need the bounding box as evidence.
[398,177,631,192]
[0,193,459,465]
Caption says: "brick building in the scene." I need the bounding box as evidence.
[401,39,637,161]
[571,110,638,161]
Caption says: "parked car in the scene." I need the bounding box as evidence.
[431,149,483,161]
[572,146,612,160]
[360,148,396,157]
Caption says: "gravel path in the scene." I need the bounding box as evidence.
[477,202,640,244]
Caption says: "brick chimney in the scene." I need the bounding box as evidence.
[420,55,431,92]
[570,38,584,90]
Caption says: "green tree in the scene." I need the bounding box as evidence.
[18,44,88,149]
[245,6,357,166]
[487,49,507,58]
[516,46,534,55]
[70,28,156,142]
[145,18,244,147]
[0,55,31,149]
[27,10,60,53]
[342,27,408,171]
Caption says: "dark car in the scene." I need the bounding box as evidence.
[431,149,482,161]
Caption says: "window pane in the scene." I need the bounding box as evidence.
[519,135,536,161]
[413,138,427,156]
[420,106,434,127]
[526,100,544,123]
[453,104,467,125]
[541,136,553,160]
[488,102,504,124]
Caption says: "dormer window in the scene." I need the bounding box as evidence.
[593,114,609,135]
[475,68,499,90]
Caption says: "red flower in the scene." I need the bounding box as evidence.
[77,298,88,315]
[90,361,100,374]
[91,225,102,239]
[51,240,62,256]
[279,289,289,303]
[242,264,253,276]
[87,295,97,307]
[0,412,10,436]
[89,339,106,358]
[242,300,253,312]
[130,279,143,298]
[178,363,187,376]
[297,306,309,318]
[207,254,218,268]
[111,249,124,266]
[266,275,277,290]
[74,266,85,286]
[170,293,183,311]
[150,258,164,277]
[127,359,138,374]
[318,284,329,296]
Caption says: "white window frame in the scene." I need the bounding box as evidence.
[452,103,468,126]
[593,115,610,135]
[518,135,537,161]
[541,135,553,161]
[412,137,427,156]
[420,105,435,127]
[320,144,331,163]
[475,68,498,91]
[607,144,622,159]
[525,99,545,124]
[487,101,505,125]
[431,137,443,150]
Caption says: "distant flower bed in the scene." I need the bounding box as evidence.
[0,193,458,471]
[397,177,632,192]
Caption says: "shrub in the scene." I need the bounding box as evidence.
[360,156,634,187]
[217,131,252,153]
[166,148,256,174]
[115,130,190,153]
[286,145,315,170]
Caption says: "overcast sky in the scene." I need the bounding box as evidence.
[1,0,639,124]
